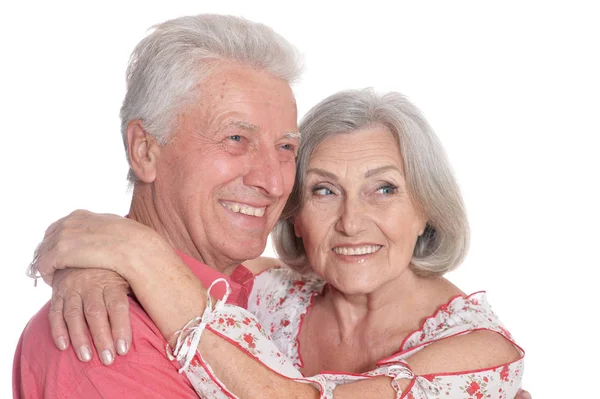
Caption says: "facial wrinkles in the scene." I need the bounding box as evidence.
[215,71,294,245]
[298,129,425,291]
[151,64,297,269]
[302,160,380,263]
[210,83,297,183]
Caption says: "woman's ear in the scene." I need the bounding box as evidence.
[126,120,160,183]
[292,217,302,238]
[418,221,427,237]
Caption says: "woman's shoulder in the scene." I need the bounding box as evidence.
[386,280,524,373]
[243,256,283,274]
[247,263,324,366]
[375,286,524,394]
[248,262,325,313]
[254,265,325,296]
[401,291,515,350]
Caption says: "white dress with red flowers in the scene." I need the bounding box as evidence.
[172,268,524,398]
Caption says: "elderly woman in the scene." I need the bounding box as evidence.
[32,89,524,398]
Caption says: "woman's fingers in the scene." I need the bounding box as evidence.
[50,269,126,365]
[48,292,70,351]
[104,284,132,356]
[82,285,117,365]
[62,289,94,363]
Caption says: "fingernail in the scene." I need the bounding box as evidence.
[116,338,128,355]
[79,346,92,362]
[57,337,68,351]
[101,349,114,365]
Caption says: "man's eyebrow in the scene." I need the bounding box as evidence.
[305,168,338,181]
[216,120,259,134]
[226,120,258,132]
[283,131,301,140]
[220,122,299,140]
[364,165,403,178]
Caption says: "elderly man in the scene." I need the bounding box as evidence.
[14,13,532,399]
[13,14,302,398]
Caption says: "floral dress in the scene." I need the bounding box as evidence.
[169,269,525,398]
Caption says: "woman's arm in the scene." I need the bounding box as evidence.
[34,212,324,397]
[33,210,208,341]
[36,211,526,398]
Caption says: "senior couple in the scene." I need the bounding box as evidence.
[14,14,527,398]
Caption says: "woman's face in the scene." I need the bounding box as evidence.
[293,126,426,295]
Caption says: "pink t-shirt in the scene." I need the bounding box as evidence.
[12,253,254,398]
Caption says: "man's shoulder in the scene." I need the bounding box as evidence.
[14,298,190,398]
[20,297,163,349]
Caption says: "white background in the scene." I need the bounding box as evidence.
[1,1,598,397]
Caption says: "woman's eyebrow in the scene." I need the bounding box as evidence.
[364,165,403,178]
[305,168,338,181]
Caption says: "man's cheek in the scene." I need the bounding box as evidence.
[213,156,244,177]
[282,164,297,194]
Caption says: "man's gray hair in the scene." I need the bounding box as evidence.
[120,14,303,182]
[272,89,470,277]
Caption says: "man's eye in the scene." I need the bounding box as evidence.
[223,134,248,155]
[280,143,295,151]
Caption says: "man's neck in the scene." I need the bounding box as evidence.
[128,185,240,275]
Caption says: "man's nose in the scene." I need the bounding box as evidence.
[243,148,284,197]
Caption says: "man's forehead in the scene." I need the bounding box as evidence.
[183,63,299,137]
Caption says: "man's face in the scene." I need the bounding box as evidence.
[152,63,299,270]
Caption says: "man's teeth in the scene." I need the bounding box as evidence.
[223,202,266,217]
[333,245,381,256]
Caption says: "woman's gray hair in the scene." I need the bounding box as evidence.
[120,14,303,182]
[273,89,470,277]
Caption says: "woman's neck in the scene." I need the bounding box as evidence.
[322,269,428,343]
[299,271,462,375]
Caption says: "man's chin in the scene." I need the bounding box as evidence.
[222,237,266,263]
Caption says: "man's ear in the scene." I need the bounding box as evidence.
[126,120,160,183]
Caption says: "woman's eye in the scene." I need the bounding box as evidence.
[313,187,333,196]
[377,185,398,195]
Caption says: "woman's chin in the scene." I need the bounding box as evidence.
[327,275,383,296]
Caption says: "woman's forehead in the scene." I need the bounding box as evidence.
[308,128,403,171]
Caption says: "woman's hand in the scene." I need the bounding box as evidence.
[31,209,175,365]
[33,210,171,283]
[516,389,532,399]
[50,268,132,366]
